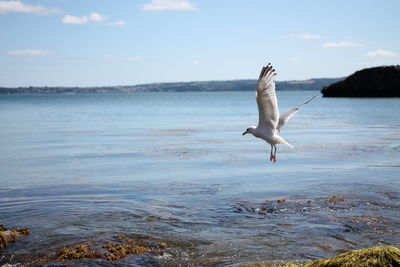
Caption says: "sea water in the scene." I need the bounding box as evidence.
[0,91,399,266]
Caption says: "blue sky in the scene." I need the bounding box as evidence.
[1,0,399,87]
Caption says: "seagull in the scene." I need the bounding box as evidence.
[242,63,318,163]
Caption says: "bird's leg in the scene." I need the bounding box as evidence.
[272,145,277,163]
[269,144,274,162]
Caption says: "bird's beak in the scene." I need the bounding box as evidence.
[242,131,247,136]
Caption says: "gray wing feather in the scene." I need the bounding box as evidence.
[277,95,319,133]
[256,64,279,132]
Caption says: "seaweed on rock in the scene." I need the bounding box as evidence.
[0,225,30,249]
[34,234,167,264]
[306,246,400,267]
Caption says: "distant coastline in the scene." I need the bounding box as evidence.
[0,78,342,94]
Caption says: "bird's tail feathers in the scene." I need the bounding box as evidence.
[283,140,295,149]
[276,135,295,149]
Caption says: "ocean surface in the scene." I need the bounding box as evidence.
[0,91,399,266]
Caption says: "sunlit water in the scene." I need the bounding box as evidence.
[0,91,399,266]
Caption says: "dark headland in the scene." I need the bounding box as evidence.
[322,65,400,97]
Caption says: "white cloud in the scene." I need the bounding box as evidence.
[324,41,359,48]
[192,60,200,65]
[0,1,61,15]
[5,49,55,56]
[107,20,126,26]
[290,57,300,62]
[143,0,196,11]
[62,12,106,24]
[366,49,399,57]
[89,12,106,22]
[289,33,321,39]
[100,55,142,62]
[62,15,88,24]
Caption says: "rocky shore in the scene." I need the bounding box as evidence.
[1,224,399,266]
[241,246,400,267]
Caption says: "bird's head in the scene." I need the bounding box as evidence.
[242,126,256,136]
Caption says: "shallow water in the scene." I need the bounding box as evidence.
[0,91,399,266]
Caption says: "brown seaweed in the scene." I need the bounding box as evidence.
[34,234,167,264]
[0,225,30,249]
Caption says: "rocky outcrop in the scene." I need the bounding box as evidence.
[322,66,400,97]
[0,225,30,249]
[34,234,167,264]
[239,246,400,267]
[306,246,400,267]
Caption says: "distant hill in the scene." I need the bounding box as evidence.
[0,78,342,94]
[322,66,400,97]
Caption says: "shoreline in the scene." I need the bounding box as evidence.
[1,228,399,267]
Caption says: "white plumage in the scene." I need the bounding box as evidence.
[242,63,318,163]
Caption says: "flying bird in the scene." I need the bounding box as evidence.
[242,63,318,163]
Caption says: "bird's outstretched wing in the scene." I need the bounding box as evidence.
[276,95,319,133]
[256,63,279,132]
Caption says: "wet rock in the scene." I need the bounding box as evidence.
[306,246,400,267]
[237,262,302,267]
[238,246,400,267]
[239,262,304,267]
[0,225,30,249]
[234,198,317,216]
[0,231,21,249]
[327,195,347,204]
